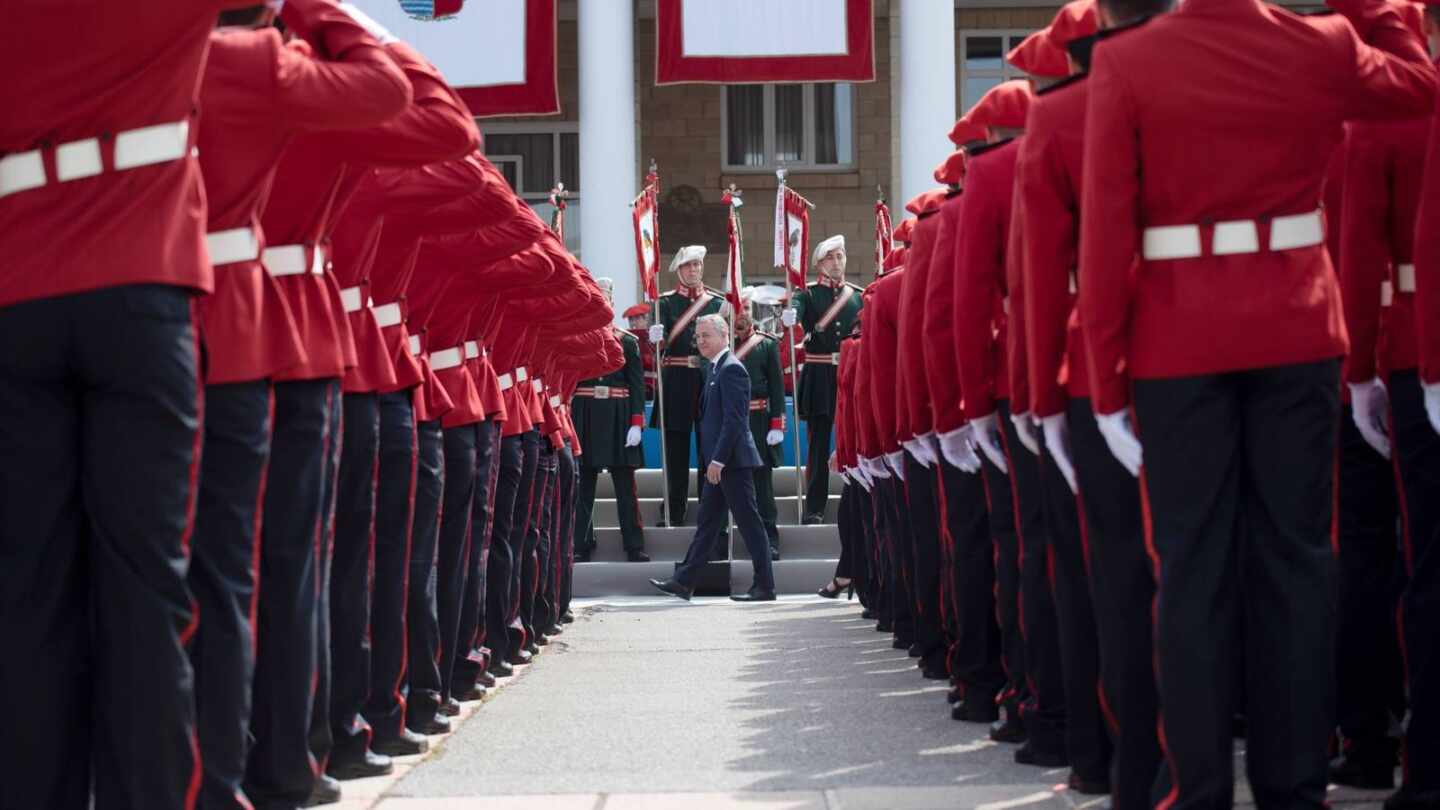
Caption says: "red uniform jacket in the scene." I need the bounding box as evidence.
[1006,174,1032,416]
[854,312,883,460]
[1020,74,1092,419]
[922,193,968,433]
[1079,0,1436,413]
[953,139,1020,421]
[199,3,415,385]
[2,0,258,307]
[864,269,907,453]
[1341,117,1428,382]
[837,337,860,469]
[898,197,952,440]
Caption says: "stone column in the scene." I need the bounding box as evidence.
[896,1,957,207]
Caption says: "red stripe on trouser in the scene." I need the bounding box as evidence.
[316,384,340,763]
[1076,493,1120,736]
[391,423,419,721]
[182,310,205,810]
[995,422,1037,711]
[249,387,276,658]
[1138,469,1180,810]
[932,465,952,633]
[1390,435,1415,782]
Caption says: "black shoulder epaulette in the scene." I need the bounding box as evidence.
[1036,72,1088,97]
[966,137,1016,159]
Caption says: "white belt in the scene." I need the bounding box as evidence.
[464,341,479,360]
[549,395,561,407]
[429,347,462,371]
[497,373,515,390]
[206,227,261,266]
[1141,210,1324,261]
[339,286,363,313]
[531,378,543,393]
[516,366,529,382]
[263,244,325,277]
[408,335,422,357]
[372,302,402,328]
[0,119,190,199]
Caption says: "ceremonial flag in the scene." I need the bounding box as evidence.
[723,189,745,316]
[655,0,876,85]
[632,179,661,302]
[774,185,812,289]
[353,0,558,117]
[874,198,893,278]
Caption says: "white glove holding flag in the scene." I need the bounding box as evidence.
[1426,381,1440,437]
[338,3,399,43]
[1040,414,1078,494]
[648,324,665,344]
[1348,379,1391,459]
[971,412,1009,474]
[625,426,643,447]
[766,430,784,446]
[781,308,798,328]
[884,450,908,481]
[938,424,982,473]
[1096,408,1143,477]
[1011,412,1041,456]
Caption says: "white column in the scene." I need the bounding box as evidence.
[896,1,956,207]
[578,0,639,323]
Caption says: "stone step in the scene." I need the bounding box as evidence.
[593,466,844,499]
[582,524,841,562]
[588,495,838,528]
[570,558,841,597]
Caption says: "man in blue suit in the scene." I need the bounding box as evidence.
[650,315,778,602]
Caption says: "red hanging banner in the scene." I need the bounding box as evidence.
[655,0,875,85]
[774,185,813,289]
[874,198,893,279]
[632,176,662,302]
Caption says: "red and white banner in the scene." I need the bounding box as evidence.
[632,176,661,302]
[723,190,745,316]
[774,186,812,289]
[874,198,893,279]
[354,0,559,118]
[655,0,876,85]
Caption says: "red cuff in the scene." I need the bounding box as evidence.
[769,417,784,431]
[629,414,644,427]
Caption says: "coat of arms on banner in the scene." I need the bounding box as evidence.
[398,0,464,21]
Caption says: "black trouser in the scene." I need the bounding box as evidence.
[1389,371,1440,797]
[436,423,478,704]
[903,453,947,667]
[576,465,645,553]
[836,483,860,580]
[663,427,698,525]
[455,421,500,693]
[310,381,343,772]
[1069,399,1159,810]
[538,447,563,631]
[939,458,1005,703]
[754,466,780,551]
[248,377,338,807]
[404,418,445,728]
[557,447,579,619]
[190,380,272,810]
[1038,432,1112,784]
[364,391,418,740]
[999,401,1066,755]
[855,482,880,608]
[674,467,776,592]
[1334,405,1402,765]
[524,445,557,639]
[328,393,380,765]
[980,423,1028,721]
[1134,359,1340,810]
[804,415,834,518]
[0,286,202,810]
[874,475,916,638]
[505,431,541,655]
[485,433,526,667]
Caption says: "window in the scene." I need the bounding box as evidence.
[959,30,1036,113]
[482,124,581,253]
[722,83,854,171]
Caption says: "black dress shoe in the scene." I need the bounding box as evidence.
[475,670,498,688]
[649,577,693,601]
[438,698,461,717]
[802,513,825,525]
[1329,753,1397,790]
[372,728,428,757]
[861,607,876,620]
[875,618,892,632]
[1067,771,1111,795]
[731,588,777,602]
[545,623,564,636]
[947,686,964,705]
[990,712,1027,743]
[575,548,593,562]
[953,699,1000,723]
[304,773,342,806]
[524,641,540,655]
[489,659,515,678]
[507,648,533,666]
[627,549,652,562]
[907,642,925,658]
[921,665,949,681]
[327,750,393,780]
[1014,742,1068,768]
[893,637,911,650]
[535,633,550,646]
[770,547,781,561]
[407,714,451,736]
[561,610,575,623]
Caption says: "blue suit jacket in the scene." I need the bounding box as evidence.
[698,349,764,470]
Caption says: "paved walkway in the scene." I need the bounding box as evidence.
[344,596,1389,810]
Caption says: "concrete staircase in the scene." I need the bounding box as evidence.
[574,467,842,597]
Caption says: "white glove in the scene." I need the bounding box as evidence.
[781,308,797,328]
[625,425,643,447]
[861,456,890,480]
[901,435,937,468]
[337,2,399,43]
[1011,412,1041,456]
[971,412,1009,474]
[648,323,664,344]
[884,450,908,481]
[766,429,784,446]
[1040,413,1078,494]
[1348,378,1391,459]
[850,466,873,491]
[1426,381,1440,437]
[937,424,982,473]
[1095,408,1143,478]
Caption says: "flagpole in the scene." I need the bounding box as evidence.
[643,160,671,527]
[776,169,807,521]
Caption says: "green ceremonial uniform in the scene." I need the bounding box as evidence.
[649,285,724,525]
[735,329,786,552]
[790,278,863,521]
[573,328,646,554]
